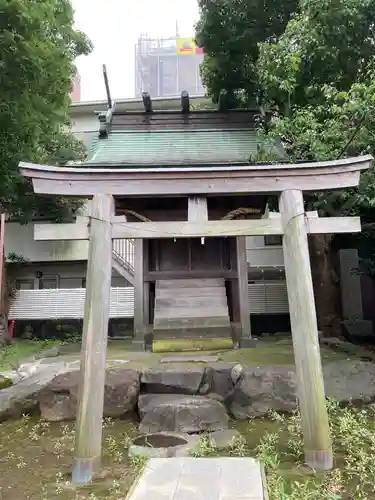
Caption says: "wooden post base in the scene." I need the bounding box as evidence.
[72,456,101,485]
[305,449,333,472]
[239,337,257,348]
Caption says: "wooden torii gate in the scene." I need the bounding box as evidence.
[19,154,372,484]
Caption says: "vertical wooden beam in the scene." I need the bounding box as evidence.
[72,194,113,484]
[143,239,151,349]
[188,196,208,221]
[236,236,252,347]
[134,238,144,340]
[279,189,332,471]
[188,195,208,256]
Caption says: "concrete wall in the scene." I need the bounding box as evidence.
[6,221,284,268]
[5,222,89,263]
[69,108,99,150]
[246,236,284,267]
[70,111,98,135]
[9,261,128,289]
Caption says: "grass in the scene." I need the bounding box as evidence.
[195,401,375,499]
[0,416,142,500]
[1,402,375,499]
[0,339,60,371]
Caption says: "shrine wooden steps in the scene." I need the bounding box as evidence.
[153,278,232,339]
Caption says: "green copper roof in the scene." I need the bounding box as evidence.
[87,129,259,166]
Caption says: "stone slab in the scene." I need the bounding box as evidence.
[160,356,220,363]
[126,457,265,500]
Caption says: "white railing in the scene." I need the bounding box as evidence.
[8,287,134,320]
[8,282,289,321]
[112,239,135,276]
[248,282,289,314]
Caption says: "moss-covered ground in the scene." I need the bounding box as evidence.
[1,403,375,499]
[0,336,366,499]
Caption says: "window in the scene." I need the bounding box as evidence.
[15,280,34,290]
[39,275,58,289]
[264,235,283,246]
[59,277,85,289]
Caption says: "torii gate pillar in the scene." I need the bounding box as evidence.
[280,190,332,470]
[72,194,113,484]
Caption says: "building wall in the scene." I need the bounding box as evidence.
[5,222,89,263]
[246,236,284,267]
[6,221,285,268]
[70,112,98,134]
[9,261,129,289]
[71,72,81,102]
[69,110,99,151]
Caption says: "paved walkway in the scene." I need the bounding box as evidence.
[127,457,266,500]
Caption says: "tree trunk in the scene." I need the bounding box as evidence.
[309,233,342,338]
[0,316,8,345]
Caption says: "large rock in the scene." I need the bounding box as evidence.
[341,320,374,341]
[0,375,12,389]
[39,368,140,421]
[225,360,375,420]
[141,366,212,395]
[226,366,297,419]
[323,360,375,403]
[138,394,229,434]
[0,363,68,421]
[210,363,236,400]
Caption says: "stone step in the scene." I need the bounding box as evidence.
[127,457,266,500]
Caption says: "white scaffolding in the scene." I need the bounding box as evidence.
[134,33,205,98]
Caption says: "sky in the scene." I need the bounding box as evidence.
[72,0,200,101]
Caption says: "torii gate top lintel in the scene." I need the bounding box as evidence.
[18,154,372,197]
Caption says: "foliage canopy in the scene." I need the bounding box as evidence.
[196,0,375,237]
[0,0,92,221]
[195,0,298,104]
[196,0,375,332]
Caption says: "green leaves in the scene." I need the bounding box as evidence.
[258,0,375,107]
[0,0,92,220]
[196,0,375,277]
[195,0,298,104]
